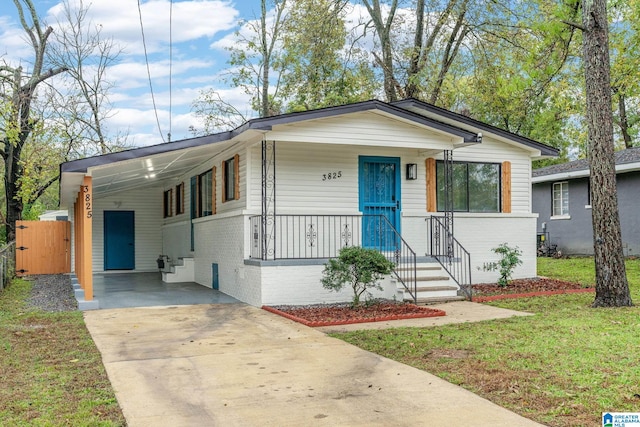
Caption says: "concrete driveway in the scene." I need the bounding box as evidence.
[84,303,543,427]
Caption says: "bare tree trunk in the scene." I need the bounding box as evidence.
[1,0,67,241]
[362,0,400,101]
[617,93,633,148]
[405,0,424,99]
[582,0,632,307]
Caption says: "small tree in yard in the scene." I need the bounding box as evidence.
[482,243,523,287]
[321,246,394,308]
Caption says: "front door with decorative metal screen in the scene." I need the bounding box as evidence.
[359,156,401,250]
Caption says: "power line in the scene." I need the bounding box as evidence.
[137,0,166,143]
[168,0,173,142]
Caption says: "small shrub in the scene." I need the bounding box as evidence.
[321,246,395,307]
[482,243,523,287]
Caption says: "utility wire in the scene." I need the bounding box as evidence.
[168,0,173,142]
[137,0,166,143]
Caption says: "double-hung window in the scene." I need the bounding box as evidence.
[175,182,184,215]
[436,161,501,212]
[198,170,213,217]
[552,181,569,217]
[222,154,240,202]
[163,189,173,218]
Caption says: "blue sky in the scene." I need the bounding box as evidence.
[0,0,267,147]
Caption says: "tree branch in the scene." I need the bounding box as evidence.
[27,175,59,205]
[563,20,585,31]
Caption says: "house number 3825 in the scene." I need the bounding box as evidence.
[322,171,342,181]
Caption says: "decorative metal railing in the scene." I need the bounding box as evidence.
[428,216,472,299]
[249,214,417,302]
[0,241,16,291]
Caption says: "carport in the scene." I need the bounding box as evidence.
[91,272,240,309]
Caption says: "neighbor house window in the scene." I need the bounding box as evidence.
[198,170,213,217]
[436,161,501,212]
[552,181,569,216]
[163,189,173,218]
[176,182,184,215]
[222,154,240,202]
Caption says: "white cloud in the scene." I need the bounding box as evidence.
[46,0,240,56]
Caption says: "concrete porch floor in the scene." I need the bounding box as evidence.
[92,272,241,309]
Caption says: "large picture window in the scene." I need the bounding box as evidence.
[198,170,213,217]
[552,181,569,216]
[436,161,501,213]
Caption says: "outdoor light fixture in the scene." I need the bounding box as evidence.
[406,163,418,180]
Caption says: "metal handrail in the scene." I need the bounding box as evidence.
[428,216,472,299]
[249,214,417,303]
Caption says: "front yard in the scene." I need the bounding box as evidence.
[1,258,638,426]
[333,257,640,427]
[0,278,125,426]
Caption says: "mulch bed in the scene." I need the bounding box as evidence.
[263,302,446,327]
[472,277,594,302]
[264,277,594,326]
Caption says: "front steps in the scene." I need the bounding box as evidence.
[162,257,195,283]
[396,263,466,305]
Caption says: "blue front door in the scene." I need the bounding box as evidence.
[359,156,401,249]
[104,211,135,270]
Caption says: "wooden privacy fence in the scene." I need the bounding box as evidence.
[16,221,71,276]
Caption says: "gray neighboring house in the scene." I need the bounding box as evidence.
[532,147,640,255]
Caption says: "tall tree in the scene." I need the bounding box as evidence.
[582,0,632,306]
[0,0,68,241]
[282,0,375,111]
[456,1,582,160]
[609,0,640,148]
[361,0,471,104]
[192,0,288,133]
[361,0,400,101]
[0,0,121,240]
[47,0,126,156]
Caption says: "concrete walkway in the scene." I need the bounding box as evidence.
[84,302,543,427]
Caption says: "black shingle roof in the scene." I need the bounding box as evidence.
[533,147,640,177]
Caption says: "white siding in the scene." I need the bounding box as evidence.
[162,220,191,264]
[267,142,429,214]
[267,111,458,149]
[92,187,163,272]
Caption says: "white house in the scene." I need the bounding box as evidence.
[59,99,558,307]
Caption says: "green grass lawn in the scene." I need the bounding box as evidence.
[0,279,125,426]
[333,258,640,427]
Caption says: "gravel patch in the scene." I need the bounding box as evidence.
[26,274,78,312]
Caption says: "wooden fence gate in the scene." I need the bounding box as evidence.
[16,221,71,276]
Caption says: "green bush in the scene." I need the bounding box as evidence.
[321,246,395,307]
[482,243,523,287]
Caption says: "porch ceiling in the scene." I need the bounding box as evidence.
[60,138,241,207]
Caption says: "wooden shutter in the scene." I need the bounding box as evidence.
[502,161,512,213]
[426,158,437,212]
[234,154,240,200]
